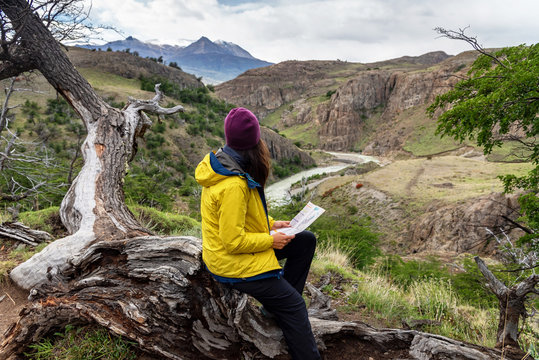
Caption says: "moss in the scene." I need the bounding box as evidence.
[0,260,17,284]
[19,207,61,235]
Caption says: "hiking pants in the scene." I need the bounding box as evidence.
[228,230,321,360]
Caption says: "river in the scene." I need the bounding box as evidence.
[266,152,379,206]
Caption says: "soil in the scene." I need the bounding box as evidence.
[0,281,28,339]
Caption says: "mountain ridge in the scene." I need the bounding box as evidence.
[214,50,473,153]
[79,36,273,84]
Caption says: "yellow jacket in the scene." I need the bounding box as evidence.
[195,151,280,279]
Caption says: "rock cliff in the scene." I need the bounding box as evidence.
[261,127,315,167]
[409,192,524,255]
[215,51,483,153]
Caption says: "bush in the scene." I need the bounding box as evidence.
[310,216,380,269]
[375,255,497,309]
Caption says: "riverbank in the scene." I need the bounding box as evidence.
[267,151,381,205]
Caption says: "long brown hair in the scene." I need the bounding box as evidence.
[235,139,271,187]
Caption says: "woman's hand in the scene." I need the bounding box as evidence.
[271,232,295,249]
[271,221,291,230]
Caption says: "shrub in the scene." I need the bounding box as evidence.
[311,216,380,269]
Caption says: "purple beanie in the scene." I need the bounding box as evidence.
[224,107,261,150]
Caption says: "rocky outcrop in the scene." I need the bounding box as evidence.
[215,51,480,153]
[319,53,475,151]
[320,72,396,150]
[215,60,359,119]
[409,192,523,255]
[261,127,315,167]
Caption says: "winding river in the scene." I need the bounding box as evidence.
[266,152,379,205]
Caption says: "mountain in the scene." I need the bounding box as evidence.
[214,51,483,154]
[80,36,273,84]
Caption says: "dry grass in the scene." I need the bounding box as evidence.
[360,156,532,206]
[314,242,352,269]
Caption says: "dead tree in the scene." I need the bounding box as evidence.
[474,256,538,351]
[0,2,524,359]
[0,77,49,205]
[0,236,518,360]
[0,221,51,245]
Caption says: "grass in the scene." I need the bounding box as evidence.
[0,259,17,284]
[26,325,137,360]
[17,203,202,240]
[128,204,201,237]
[487,140,534,163]
[8,242,49,262]
[280,122,319,148]
[402,108,465,156]
[78,68,153,101]
[311,255,501,348]
[261,102,290,128]
[360,156,533,206]
[0,241,49,283]
[310,246,539,353]
[19,207,61,234]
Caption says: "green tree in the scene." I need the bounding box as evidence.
[428,28,538,352]
[428,28,538,253]
[428,29,538,192]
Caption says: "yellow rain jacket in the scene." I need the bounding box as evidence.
[195,150,280,279]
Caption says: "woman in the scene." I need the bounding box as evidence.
[195,107,321,360]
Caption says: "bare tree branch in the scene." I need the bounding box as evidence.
[474,256,508,297]
[434,27,508,70]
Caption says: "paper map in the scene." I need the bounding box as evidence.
[270,202,325,236]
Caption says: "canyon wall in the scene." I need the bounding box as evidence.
[216,51,478,153]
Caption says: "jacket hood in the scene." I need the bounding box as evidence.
[195,149,260,189]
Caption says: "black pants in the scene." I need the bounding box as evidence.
[229,231,321,360]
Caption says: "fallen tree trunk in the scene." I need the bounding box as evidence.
[0,236,517,360]
[0,222,52,246]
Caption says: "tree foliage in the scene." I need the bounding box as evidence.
[428,29,538,256]
[427,35,538,192]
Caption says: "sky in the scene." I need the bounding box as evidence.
[83,0,539,64]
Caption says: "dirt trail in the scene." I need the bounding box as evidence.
[0,282,29,339]
[405,165,425,194]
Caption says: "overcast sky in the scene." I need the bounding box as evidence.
[84,0,539,64]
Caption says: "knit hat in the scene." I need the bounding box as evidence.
[224,107,261,150]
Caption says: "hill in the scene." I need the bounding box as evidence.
[1,47,312,213]
[80,36,273,84]
[215,51,496,155]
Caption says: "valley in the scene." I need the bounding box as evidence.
[0,43,536,358]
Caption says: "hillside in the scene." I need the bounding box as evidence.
[67,46,203,89]
[1,47,313,213]
[215,51,487,154]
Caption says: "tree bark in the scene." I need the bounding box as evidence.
[0,236,516,360]
[474,256,538,352]
[1,0,183,290]
[0,222,51,245]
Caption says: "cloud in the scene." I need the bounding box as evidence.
[84,0,539,63]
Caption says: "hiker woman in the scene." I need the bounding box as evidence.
[195,107,321,360]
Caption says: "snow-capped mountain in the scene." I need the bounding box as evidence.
[80,36,272,84]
